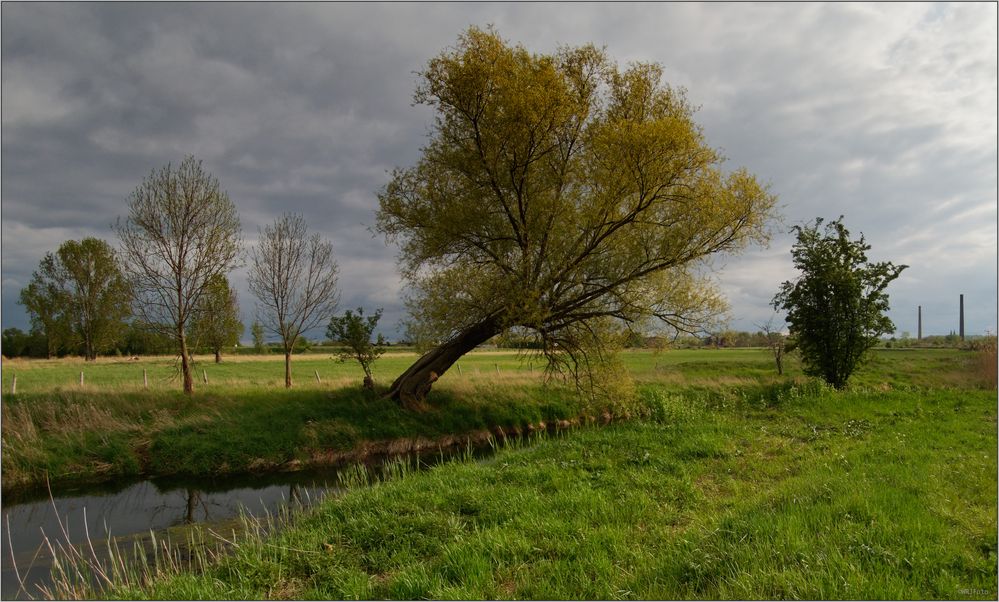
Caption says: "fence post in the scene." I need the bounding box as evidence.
[202,369,208,384]
[457,363,462,375]
[143,369,148,389]
[315,370,321,384]
[11,375,16,395]
[80,371,84,386]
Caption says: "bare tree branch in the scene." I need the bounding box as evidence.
[249,213,340,388]
[115,156,242,394]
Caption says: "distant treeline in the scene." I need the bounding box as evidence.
[627,331,990,351]
[0,324,412,359]
[3,323,176,358]
[3,324,988,359]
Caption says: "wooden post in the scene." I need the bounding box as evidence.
[314,370,321,384]
[457,363,462,375]
[143,369,148,389]
[11,375,16,395]
[202,369,208,384]
[80,371,84,386]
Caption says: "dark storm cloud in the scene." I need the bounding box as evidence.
[3,3,996,341]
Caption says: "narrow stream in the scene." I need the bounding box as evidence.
[1,443,503,599]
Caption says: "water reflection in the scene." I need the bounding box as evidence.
[1,473,337,599]
[0,435,519,599]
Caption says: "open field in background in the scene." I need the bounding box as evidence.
[1,347,987,394]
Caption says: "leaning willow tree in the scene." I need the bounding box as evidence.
[378,28,777,407]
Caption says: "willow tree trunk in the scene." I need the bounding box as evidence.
[387,317,500,409]
[214,349,222,364]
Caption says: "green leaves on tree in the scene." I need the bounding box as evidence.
[772,217,907,389]
[377,26,777,405]
[327,307,386,389]
[188,275,244,363]
[18,238,131,360]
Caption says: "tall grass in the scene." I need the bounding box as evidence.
[976,337,997,389]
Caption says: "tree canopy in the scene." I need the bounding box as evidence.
[18,279,71,359]
[19,237,131,360]
[189,274,244,363]
[377,27,777,406]
[772,217,906,389]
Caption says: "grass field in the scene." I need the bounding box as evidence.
[0,346,984,394]
[1,348,992,495]
[0,354,584,495]
[104,378,997,599]
[2,347,996,599]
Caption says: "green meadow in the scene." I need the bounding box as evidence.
[0,348,991,493]
[1,347,996,599]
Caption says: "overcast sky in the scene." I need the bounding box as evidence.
[2,2,996,343]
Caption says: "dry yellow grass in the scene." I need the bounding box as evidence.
[977,340,997,389]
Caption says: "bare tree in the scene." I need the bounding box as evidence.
[249,213,339,388]
[115,156,242,394]
[757,316,789,376]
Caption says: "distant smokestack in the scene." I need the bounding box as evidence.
[918,306,922,340]
[960,294,965,341]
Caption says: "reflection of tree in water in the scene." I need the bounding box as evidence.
[147,488,219,527]
[184,489,204,524]
[172,484,325,527]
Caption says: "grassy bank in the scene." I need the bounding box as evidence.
[0,381,586,497]
[104,384,997,600]
[1,348,990,494]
